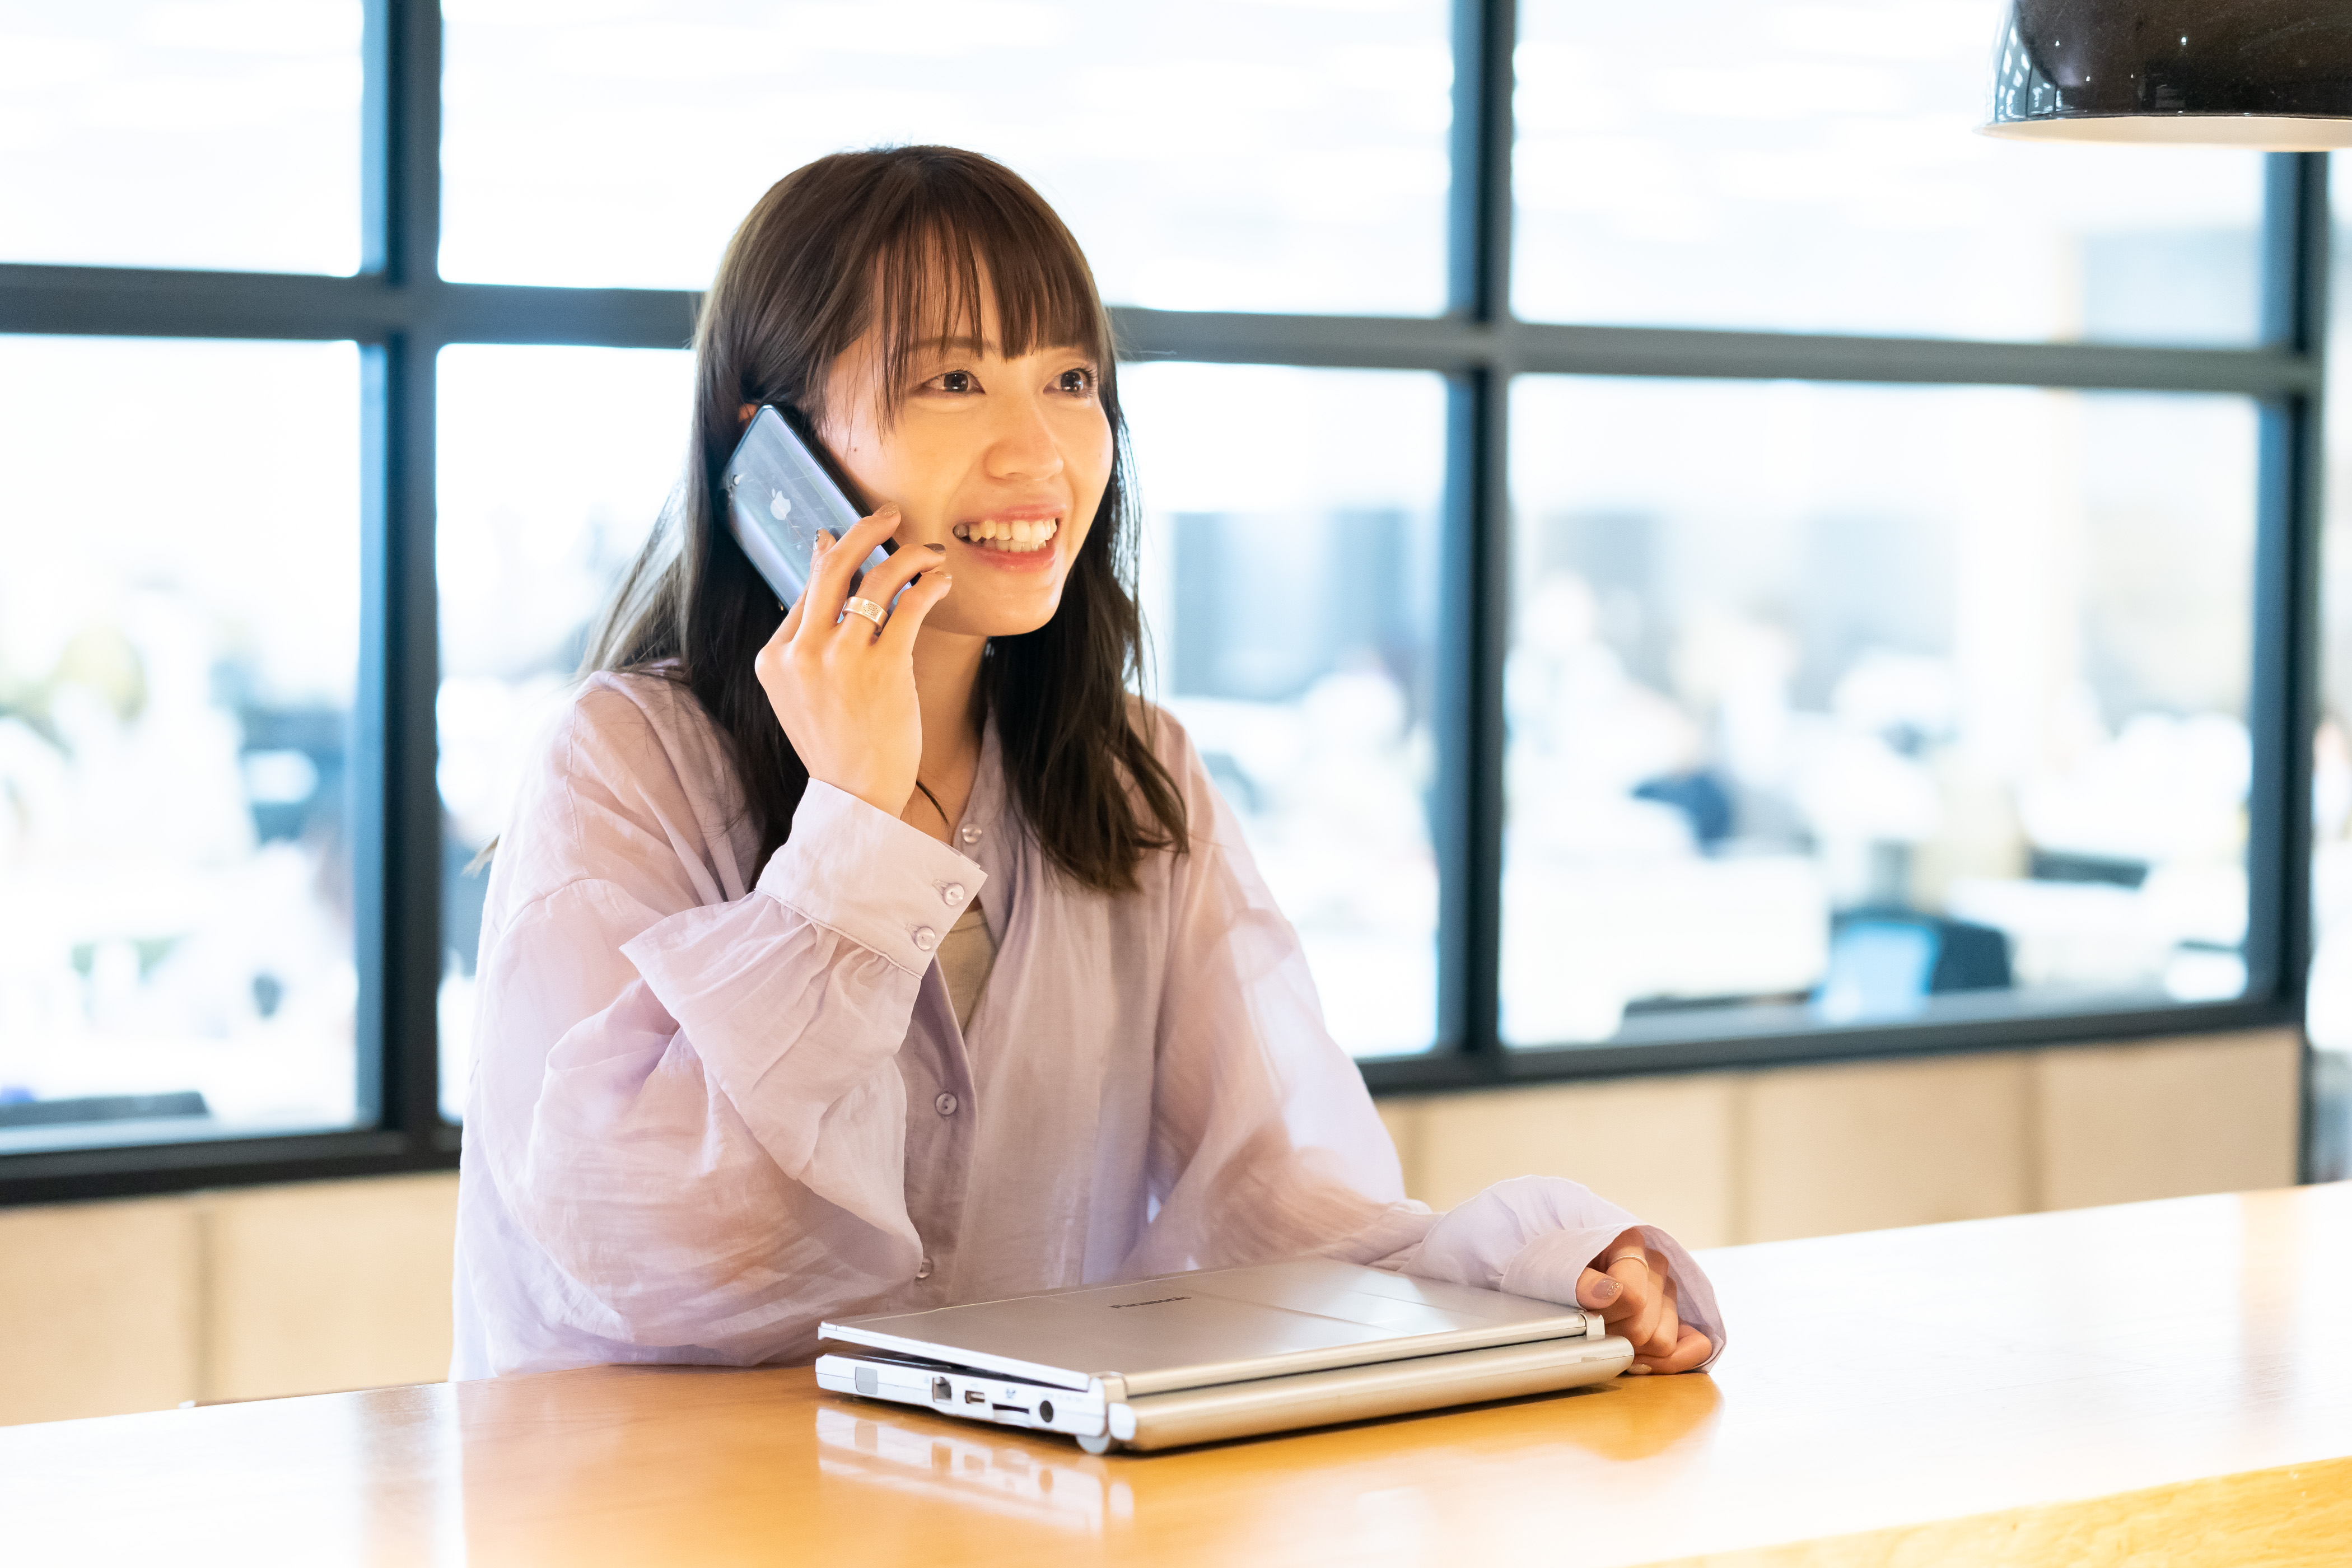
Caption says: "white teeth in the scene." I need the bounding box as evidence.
[952,519,1059,553]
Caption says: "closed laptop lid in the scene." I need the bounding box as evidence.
[819,1259,1600,1397]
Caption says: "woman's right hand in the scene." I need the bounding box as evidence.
[753,505,954,816]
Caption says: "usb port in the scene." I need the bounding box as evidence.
[964,1389,987,1405]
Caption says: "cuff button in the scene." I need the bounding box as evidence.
[912,926,938,952]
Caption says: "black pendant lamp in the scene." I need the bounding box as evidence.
[1982,0,2352,148]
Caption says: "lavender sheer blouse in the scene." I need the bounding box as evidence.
[451,672,1724,1379]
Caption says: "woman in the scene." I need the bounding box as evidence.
[452,147,1721,1382]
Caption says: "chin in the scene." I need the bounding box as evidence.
[987,608,1061,638]
[969,592,1065,640]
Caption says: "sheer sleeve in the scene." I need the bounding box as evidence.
[458,680,984,1372]
[1118,711,1437,1277]
[1400,1178,1727,1369]
[1118,710,1725,1369]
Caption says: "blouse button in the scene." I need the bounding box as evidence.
[935,1092,959,1117]
[912,926,937,952]
[959,824,982,844]
[916,1257,934,1281]
[941,882,967,906]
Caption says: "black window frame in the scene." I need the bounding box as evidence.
[0,0,2326,1204]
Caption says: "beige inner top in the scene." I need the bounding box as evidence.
[936,898,996,1033]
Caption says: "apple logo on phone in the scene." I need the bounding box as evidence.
[768,489,792,522]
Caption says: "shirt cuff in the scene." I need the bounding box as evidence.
[755,780,987,973]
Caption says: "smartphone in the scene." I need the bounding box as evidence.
[721,404,890,605]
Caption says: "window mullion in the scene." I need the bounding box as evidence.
[364,0,449,1144]
[1435,370,1510,1065]
[2246,155,2329,1105]
[1431,0,1518,1066]
[1449,0,1516,324]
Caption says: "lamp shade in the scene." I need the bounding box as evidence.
[1982,0,2352,148]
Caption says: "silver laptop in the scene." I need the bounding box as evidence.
[815,1258,1634,1453]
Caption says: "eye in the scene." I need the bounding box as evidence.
[1054,367,1097,396]
[933,368,978,394]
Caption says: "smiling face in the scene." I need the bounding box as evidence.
[814,277,1114,640]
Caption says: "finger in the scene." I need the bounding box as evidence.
[759,571,809,689]
[800,522,902,649]
[1643,1294,1682,1363]
[1603,1252,1662,1350]
[852,536,945,616]
[1597,1251,1650,1326]
[1642,1326,1712,1375]
[875,562,954,656]
[779,529,831,647]
[770,585,806,650]
[800,506,900,631]
[1574,1267,1625,1313]
[1631,1274,1683,1370]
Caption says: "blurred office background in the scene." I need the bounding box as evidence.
[0,0,2340,1422]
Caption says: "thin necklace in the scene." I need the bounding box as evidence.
[911,777,951,830]
[912,722,982,832]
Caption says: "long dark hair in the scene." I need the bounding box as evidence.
[582,147,1186,893]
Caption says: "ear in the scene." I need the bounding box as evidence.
[737,402,759,429]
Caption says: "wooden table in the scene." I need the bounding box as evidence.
[6,1185,2349,1566]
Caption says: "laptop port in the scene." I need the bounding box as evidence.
[931,1377,952,1402]
[1037,1399,1055,1424]
[964,1389,987,1405]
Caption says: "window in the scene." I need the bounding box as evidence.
[1125,365,1449,1056]
[439,0,1454,314]
[0,337,362,1154]
[1512,0,2265,343]
[0,0,2323,1197]
[0,1,364,275]
[1505,379,2258,1048]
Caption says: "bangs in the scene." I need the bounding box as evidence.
[856,153,1109,418]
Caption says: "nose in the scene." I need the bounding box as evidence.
[984,386,1065,482]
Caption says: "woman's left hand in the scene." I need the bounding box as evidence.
[1573,1229,1713,1374]
[1399,1177,1725,1375]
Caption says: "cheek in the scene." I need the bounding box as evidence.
[1074,417,1115,503]
[827,422,902,505]
[1062,427,1113,554]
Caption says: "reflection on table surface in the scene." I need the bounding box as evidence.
[810,1373,1720,1538]
[815,1405,1133,1533]
[2,1186,2347,1566]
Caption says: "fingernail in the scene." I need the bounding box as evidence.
[1591,1278,1622,1303]
[1627,1364,1654,1375]
[925,543,946,553]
